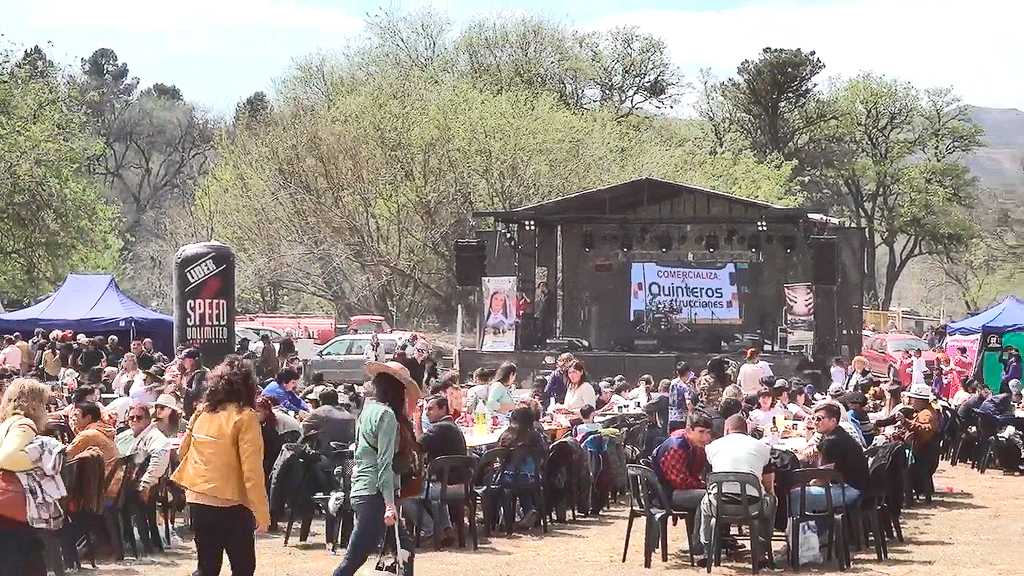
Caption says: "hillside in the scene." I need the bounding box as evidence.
[967,106,1024,200]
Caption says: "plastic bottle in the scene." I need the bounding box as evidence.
[548,396,556,414]
[474,399,488,436]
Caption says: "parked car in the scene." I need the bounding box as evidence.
[862,333,936,383]
[308,334,403,383]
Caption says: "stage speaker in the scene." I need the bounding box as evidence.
[809,236,838,286]
[454,239,487,287]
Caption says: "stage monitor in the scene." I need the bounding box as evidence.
[629,262,747,334]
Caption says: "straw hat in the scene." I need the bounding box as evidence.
[906,383,933,400]
[144,364,166,381]
[154,394,182,413]
[365,361,422,398]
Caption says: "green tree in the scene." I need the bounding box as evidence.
[0,53,121,304]
[234,91,272,127]
[703,47,837,177]
[199,66,793,323]
[140,82,183,101]
[825,74,981,308]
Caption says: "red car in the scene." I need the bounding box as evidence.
[862,333,936,384]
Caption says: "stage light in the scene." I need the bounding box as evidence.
[782,235,796,254]
[704,233,719,253]
[748,235,761,253]
[757,218,768,232]
[724,229,738,245]
[657,232,672,253]
[678,233,688,245]
[621,234,633,252]
[582,230,594,252]
[765,234,775,245]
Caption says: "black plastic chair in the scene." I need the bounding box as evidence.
[704,472,775,573]
[974,410,1002,473]
[472,448,508,537]
[787,468,851,572]
[852,450,890,560]
[326,448,356,553]
[623,464,675,569]
[414,455,479,550]
[546,439,582,523]
[498,446,548,535]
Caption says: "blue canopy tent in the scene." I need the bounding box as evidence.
[947,296,1024,392]
[947,296,1024,336]
[0,274,173,355]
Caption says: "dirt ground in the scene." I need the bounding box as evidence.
[91,461,1024,576]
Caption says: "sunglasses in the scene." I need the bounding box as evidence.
[809,415,826,423]
[127,415,148,422]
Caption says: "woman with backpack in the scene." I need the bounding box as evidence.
[497,406,547,531]
[334,361,421,576]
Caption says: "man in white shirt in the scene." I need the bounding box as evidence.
[752,351,774,378]
[692,414,775,564]
[0,336,22,373]
[737,350,765,396]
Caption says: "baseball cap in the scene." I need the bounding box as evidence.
[827,383,845,397]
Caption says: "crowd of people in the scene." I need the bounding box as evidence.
[0,323,1017,575]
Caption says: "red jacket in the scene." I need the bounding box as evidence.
[651,429,707,491]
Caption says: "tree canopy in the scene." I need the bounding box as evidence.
[0,10,1002,321]
[0,49,121,304]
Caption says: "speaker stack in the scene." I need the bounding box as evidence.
[454,239,487,287]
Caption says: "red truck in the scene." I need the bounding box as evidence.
[237,314,338,345]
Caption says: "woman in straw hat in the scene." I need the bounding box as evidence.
[153,393,183,437]
[333,361,421,576]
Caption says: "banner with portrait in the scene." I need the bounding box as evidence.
[784,283,815,347]
[481,276,517,351]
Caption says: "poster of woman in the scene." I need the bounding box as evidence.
[482,276,517,351]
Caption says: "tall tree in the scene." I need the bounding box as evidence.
[0,53,121,304]
[79,48,139,117]
[825,75,981,308]
[588,26,681,117]
[140,82,183,101]
[234,91,272,127]
[14,45,56,80]
[713,47,835,173]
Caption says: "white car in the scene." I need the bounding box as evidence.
[309,334,404,383]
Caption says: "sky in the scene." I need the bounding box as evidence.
[3,0,1022,114]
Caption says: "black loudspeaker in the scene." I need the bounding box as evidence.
[454,239,487,287]
[809,236,838,286]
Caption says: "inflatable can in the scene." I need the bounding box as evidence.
[173,242,236,367]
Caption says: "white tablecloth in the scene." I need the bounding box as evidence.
[463,429,504,449]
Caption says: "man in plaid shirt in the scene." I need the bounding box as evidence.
[651,415,713,510]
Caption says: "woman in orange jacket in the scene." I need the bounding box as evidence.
[171,356,269,576]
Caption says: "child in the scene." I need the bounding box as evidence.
[749,388,786,427]
[574,405,602,439]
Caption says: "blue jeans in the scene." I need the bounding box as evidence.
[401,485,454,536]
[333,494,414,576]
[789,485,860,515]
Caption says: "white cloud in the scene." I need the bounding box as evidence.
[582,0,1024,111]
[26,0,363,34]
